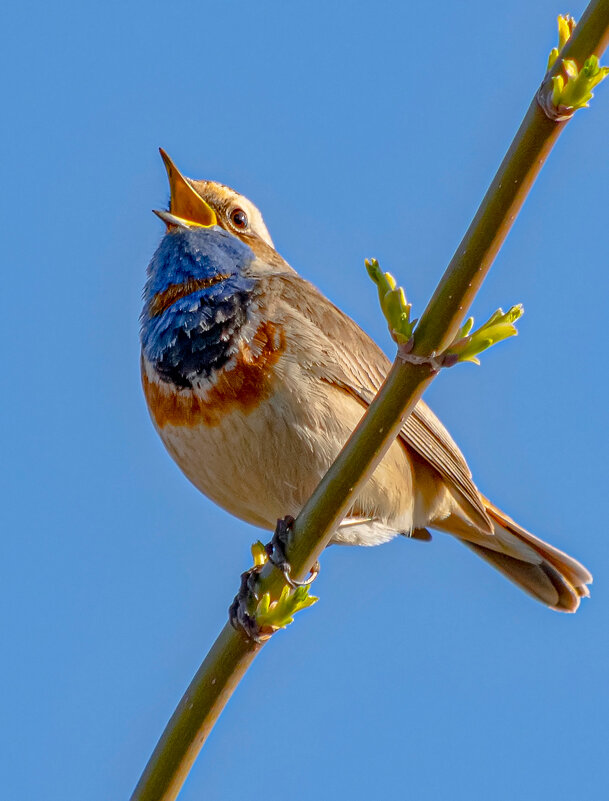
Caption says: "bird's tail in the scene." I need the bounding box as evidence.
[440,500,592,612]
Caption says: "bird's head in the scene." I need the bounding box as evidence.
[154,148,274,249]
[143,149,286,305]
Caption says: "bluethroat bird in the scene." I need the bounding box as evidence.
[140,149,591,612]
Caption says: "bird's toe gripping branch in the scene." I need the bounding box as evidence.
[228,560,266,643]
[229,522,318,644]
[366,258,523,370]
[540,15,609,121]
[268,516,320,588]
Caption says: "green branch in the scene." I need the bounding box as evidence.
[130,5,609,800]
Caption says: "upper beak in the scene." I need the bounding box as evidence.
[153,148,218,229]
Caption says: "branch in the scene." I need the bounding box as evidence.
[131,5,609,799]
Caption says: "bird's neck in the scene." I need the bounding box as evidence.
[140,228,259,388]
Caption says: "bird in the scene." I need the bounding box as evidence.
[140,148,592,613]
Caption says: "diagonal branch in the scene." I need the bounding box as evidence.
[131,4,609,800]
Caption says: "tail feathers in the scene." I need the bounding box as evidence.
[485,502,592,598]
[463,542,583,612]
[440,500,592,612]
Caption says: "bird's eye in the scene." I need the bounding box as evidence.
[230,208,249,230]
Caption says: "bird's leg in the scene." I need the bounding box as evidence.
[267,515,320,588]
[228,566,265,643]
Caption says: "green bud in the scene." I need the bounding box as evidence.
[255,585,318,631]
[446,305,523,365]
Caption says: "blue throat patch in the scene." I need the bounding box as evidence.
[141,226,258,387]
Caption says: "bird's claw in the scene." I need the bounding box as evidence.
[267,515,320,588]
[228,566,265,643]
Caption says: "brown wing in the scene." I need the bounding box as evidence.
[273,271,492,533]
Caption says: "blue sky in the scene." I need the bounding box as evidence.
[2,1,608,799]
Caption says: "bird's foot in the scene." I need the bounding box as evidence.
[229,522,320,643]
[228,564,266,643]
[267,515,320,588]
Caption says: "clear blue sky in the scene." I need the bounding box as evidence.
[2,1,608,799]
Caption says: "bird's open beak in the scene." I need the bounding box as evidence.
[153,148,218,229]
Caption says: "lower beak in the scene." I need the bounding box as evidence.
[152,210,196,228]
